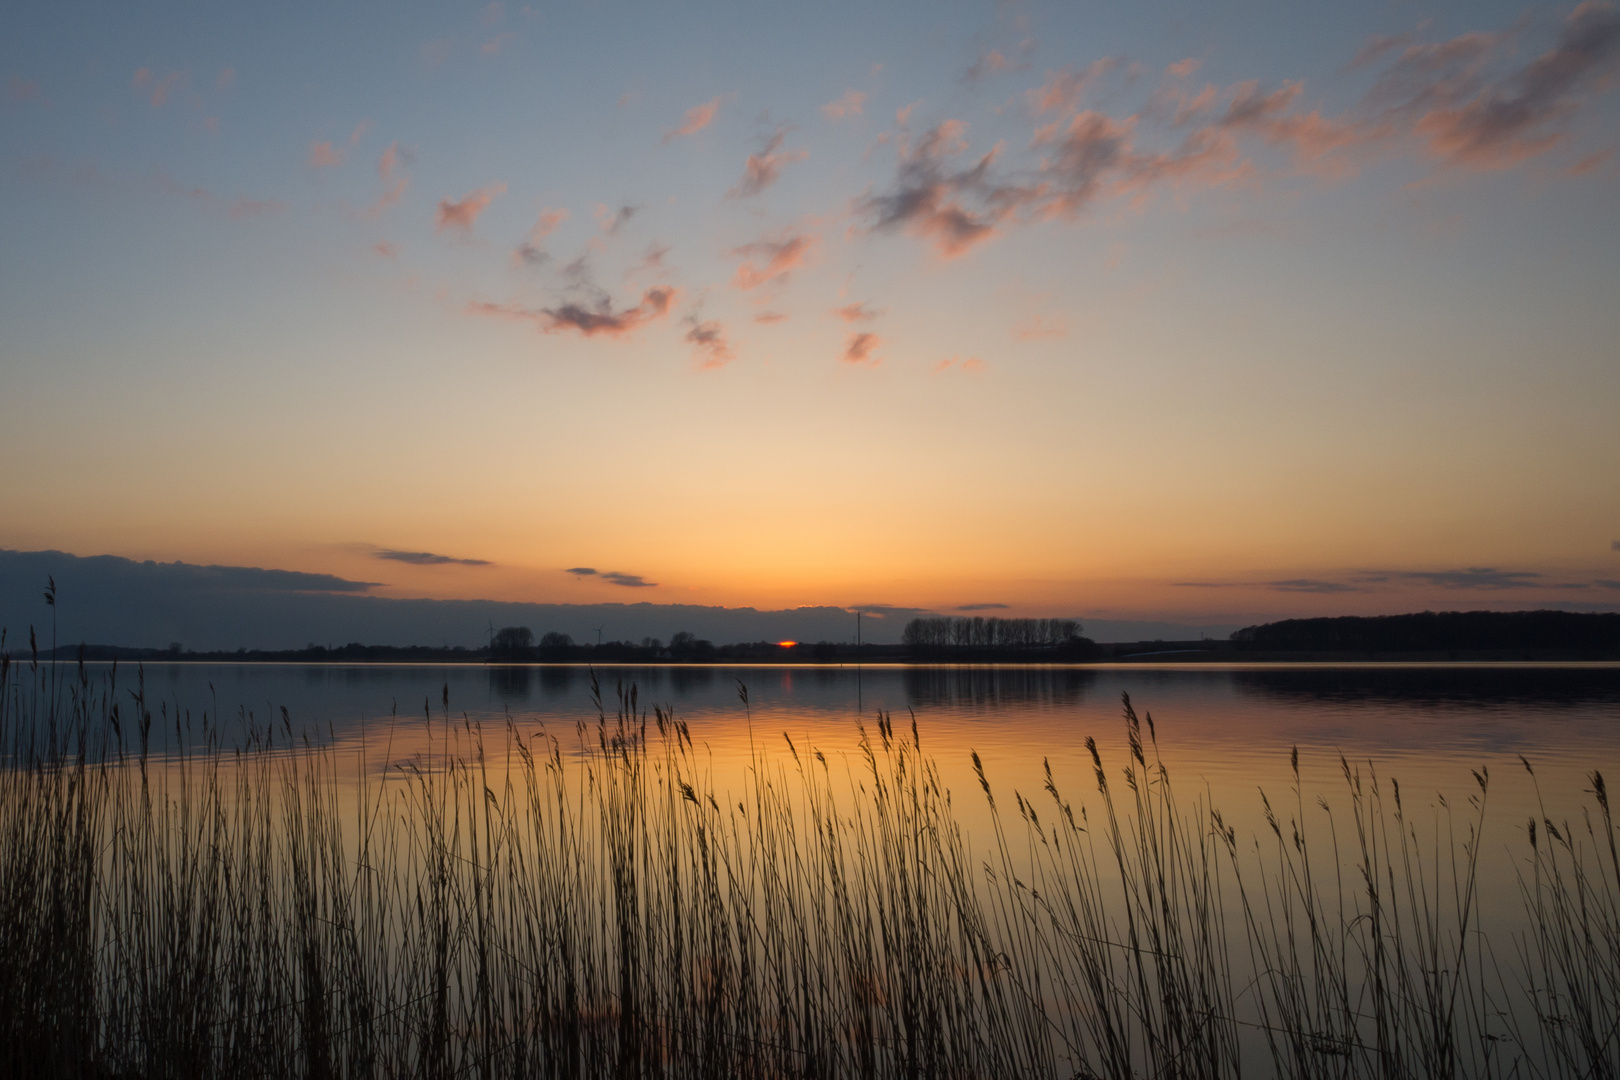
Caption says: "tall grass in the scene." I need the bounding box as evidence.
[1,648,1615,1079]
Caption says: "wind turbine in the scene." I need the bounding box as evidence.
[591,623,606,646]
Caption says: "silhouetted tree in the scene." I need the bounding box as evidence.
[491,626,534,661]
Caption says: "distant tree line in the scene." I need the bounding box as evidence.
[490,627,729,662]
[1231,610,1620,654]
[901,616,1085,650]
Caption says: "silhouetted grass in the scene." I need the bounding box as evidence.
[1,648,1615,1078]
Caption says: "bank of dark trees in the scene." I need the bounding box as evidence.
[1232,610,1620,655]
[901,616,1093,659]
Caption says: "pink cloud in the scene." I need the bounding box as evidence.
[933,355,985,373]
[592,202,636,234]
[348,120,371,147]
[513,206,570,265]
[727,129,807,198]
[216,67,236,90]
[1167,58,1201,79]
[861,120,1010,258]
[663,96,723,142]
[822,89,866,121]
[133,68,185,107]
[1012,312,1068,340]
[1567,146,1615,175]
[833,301,884,322]
[630,242,670,278]
[1027,59,1119,114]
[365,142,411,216]
[435,182,506,234]
[1371,6,1620,170]
[6,76,42,104]
[157,171,284,219]
[753,311,788,324]
[731,231,816,289]
[685,318,734,369]
[482,32,516,55]
[308,141,345,169]
[964,46,1031,83]
[842,331,882,365]
[469,286,676,338]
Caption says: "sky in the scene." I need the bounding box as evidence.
[3,0,1618,630]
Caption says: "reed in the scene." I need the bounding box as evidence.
[0,649,1615,1079]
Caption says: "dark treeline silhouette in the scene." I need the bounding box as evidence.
[1233,609,1620,655]
[901,615,1094,659]
[45,631,905,665]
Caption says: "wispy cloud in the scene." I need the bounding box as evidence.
[663,96,724,142]
[435,182,507,234]
[133,68,185,107]
[5,76,43,104]
[753,310,788,324]
[468,286,677,338]
[308,140,345,169]
[513,206,569,266]
[731,231,816,289]
[372,241,399,259]
[1567,147,1615,175]
[727,129,807,198]
[821,89,866,121]
[963,42,1032,84]
[366,142,412,216]
[957,602,1009,610]
[833,301,884,322]
[1027,59,1120,114]
[375,549,492,566]
[684,317,734,369]
[1388,4,1620,170]
[157,173,286,220]
[1393,567,1546,589]
[842,331,882,365]
[629,241,670,279]
[1012,310,1068,340]
[932,355,985,374]
[591,202,637,239]
[1268,578,1362,594]
[857,11,1616,263]
[860,120,1009,258]
[567,566,656,587]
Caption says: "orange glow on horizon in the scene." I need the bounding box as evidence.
[777,640,798,648]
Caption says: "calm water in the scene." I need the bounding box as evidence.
[16,659,1620,1072]
[92,660,1620,832]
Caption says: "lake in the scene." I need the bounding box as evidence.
[114,659,1620,823]
[9,659,1619,1077]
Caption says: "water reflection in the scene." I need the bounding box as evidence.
[1227,663,1620,710]
[901,665,1096,710]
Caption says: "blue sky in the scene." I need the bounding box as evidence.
[3,0,1618,624]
